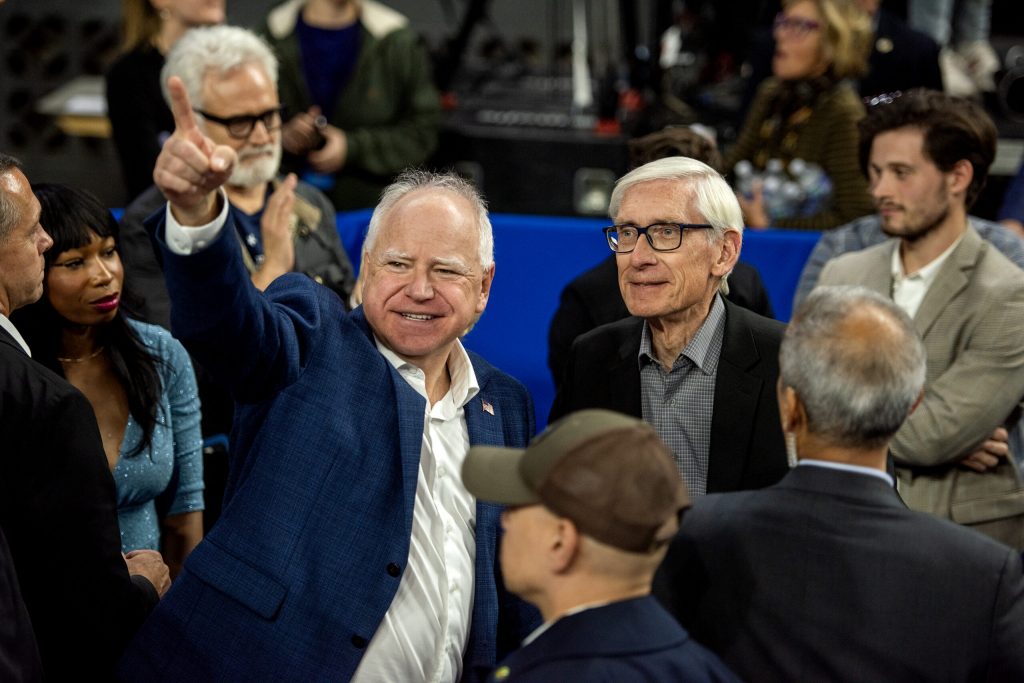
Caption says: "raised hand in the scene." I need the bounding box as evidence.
[153,76,238,226]
[252,174,298,291]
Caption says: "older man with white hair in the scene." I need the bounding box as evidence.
[550,157,788,497]
[116,48,536,677]
[118,25,354,329]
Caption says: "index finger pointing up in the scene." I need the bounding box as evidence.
[167,76,200,134]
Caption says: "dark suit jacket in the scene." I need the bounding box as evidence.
[118,210,537,681]
[0,526,41,683]
[484,596,741,682]
[654,466,1024,682]
[860,8,943,101]
[548,255,774,389]
[0,326,158,680]
[549,298,788,493]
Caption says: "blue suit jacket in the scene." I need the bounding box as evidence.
[483,596,741,682]
[118,210,537,680]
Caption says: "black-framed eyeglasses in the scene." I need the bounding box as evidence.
[773,13,821,38]
[604,223,715,253]
[194,106,286,139]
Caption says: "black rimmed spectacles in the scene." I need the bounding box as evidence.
[194,106,286,139]
[604,223,714,253]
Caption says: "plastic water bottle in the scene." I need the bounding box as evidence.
[789,158,832,216]
[762,158,791,220]
[733,160,756,199]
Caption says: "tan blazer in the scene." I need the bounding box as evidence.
[819,226,1024,548]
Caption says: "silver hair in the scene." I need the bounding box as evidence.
[363,169,494,268]
[160,25,278,111]
[608,156,744,244]
[0,153,23,243]
[781,286,927,449]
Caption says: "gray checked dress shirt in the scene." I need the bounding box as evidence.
[639,295,726,497]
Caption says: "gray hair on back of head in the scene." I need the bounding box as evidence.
[0,152,24,243]
[363,169,494,268]
[161,25,278,111]
[608,156,744,245]
[781,285,926,449]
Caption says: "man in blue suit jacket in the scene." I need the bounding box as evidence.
[118,75,536,681]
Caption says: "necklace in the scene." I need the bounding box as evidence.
[57,346,106,363]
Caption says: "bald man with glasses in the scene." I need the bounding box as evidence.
[550,157,789,498]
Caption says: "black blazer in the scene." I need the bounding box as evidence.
[0,526,40,682]
[654,466,1024,682]
[549,298,788,493]
[0,327,158,680]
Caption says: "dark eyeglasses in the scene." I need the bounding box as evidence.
[773,13,821,38]
[194,106,286,139]
[864,91,903,107]
[604,223,714,253]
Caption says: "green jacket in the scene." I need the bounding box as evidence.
[263,0,441,210]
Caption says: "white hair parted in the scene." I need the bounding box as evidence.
[363,169,494,268]
[160,25,278,111]
[781,286,926,449]
[608,156,744,245]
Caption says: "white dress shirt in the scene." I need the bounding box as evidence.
[353,340,479,683]
[891,234,963,318]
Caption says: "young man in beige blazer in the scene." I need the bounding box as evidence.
[818,89,1024,548]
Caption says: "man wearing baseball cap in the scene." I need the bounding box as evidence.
[462,409,741,682]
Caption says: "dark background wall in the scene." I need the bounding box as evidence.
[2,0,1022,213]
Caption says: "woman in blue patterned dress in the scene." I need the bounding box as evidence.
[13,184,203,578]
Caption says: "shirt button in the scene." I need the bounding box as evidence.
[351,635,367,649]
[386,562,401,577]
[195,240,207,249]
[438,465,447,478]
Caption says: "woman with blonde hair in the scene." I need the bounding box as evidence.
[105,0,224,202]
[725,0,875,230]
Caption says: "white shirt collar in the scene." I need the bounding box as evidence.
[375,337,480,408]
[890,231,964,286]
[798,459,894,487]
[0,314,31,356]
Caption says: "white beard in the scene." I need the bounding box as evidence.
[229,143,282,188]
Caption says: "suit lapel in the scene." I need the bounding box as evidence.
[605,319,643,418]
[912,228,980,338]
[465,364,507,553]
[860,242,895,296]
[708,302,764,491]
[352,307,427,538]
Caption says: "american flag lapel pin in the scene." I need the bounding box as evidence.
[481,399,494,416]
